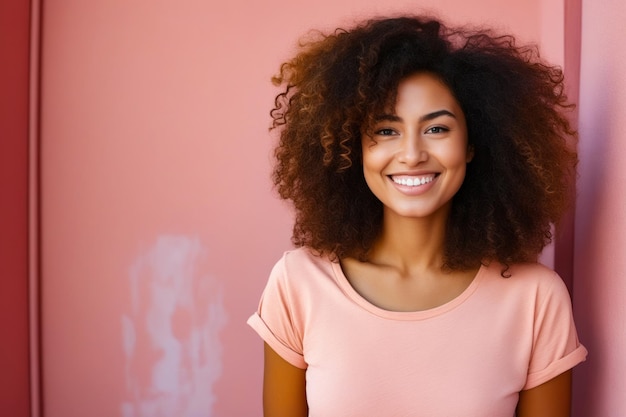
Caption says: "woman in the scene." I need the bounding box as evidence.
[248,15,587,417]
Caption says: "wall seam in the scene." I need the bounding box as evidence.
[29,0,43,415]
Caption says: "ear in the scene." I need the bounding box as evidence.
[466,144,475,163]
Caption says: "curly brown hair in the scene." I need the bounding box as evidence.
[270,15,577,271]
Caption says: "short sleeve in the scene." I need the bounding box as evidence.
[247,254,307,369]
[523,273,587,389]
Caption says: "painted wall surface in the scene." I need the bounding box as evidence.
[0,0,32,415]
[572,0,626,415]
[40,1,570,416]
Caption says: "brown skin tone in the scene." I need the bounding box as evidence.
[263,343,308,417]
[263,344,572,417]
[516,370,572,417]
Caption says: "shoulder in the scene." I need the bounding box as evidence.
[478,261,572,308]
[482,261,564,288]
[268,247,337,292]
[273,247,334,275]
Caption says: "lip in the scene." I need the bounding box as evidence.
[388,173,439,196]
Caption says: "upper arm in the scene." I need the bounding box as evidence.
[516,370,572,417]
[263,342,308,417]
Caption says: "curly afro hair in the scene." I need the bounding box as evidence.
[270,15,577,271]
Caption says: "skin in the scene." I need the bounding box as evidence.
[362,72,472,224]
[262,72,573,416]
[350,72,477,312]
[263,343,308,417]
[516,370,572,417]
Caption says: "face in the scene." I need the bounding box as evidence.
[362,72,472,221]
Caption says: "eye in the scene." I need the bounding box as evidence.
[425,126,449,134]
[375,128,397,136]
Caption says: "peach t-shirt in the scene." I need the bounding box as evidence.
[248,248,587,417]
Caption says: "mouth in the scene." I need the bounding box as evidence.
[390,174,437,187]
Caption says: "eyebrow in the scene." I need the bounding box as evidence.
[374,109,457,123]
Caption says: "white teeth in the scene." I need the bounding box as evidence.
[392,175,435,186]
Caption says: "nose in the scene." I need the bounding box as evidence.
[397,134,427,166]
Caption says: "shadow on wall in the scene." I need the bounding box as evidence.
[121,236,227,417]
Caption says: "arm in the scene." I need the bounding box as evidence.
[516,370,572,417]
[263,342,308,417]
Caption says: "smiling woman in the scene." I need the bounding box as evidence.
[362,72,471,221]
[248,15,586,417]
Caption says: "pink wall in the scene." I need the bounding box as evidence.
[37,1,582,416]
[572,0,626,415]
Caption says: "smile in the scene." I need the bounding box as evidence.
[390,175,436,187]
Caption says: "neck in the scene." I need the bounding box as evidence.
[368,208,449,274]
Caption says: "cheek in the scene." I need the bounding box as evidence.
[361,156,378,186]
[449,157,469,193]
[361,150,386,193]
[361,146,383,172]
[439,142,471,167]
[362,140,396,165]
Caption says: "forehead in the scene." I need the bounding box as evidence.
[393,72,459,111]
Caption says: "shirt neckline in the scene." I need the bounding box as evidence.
[330,259,485,321]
